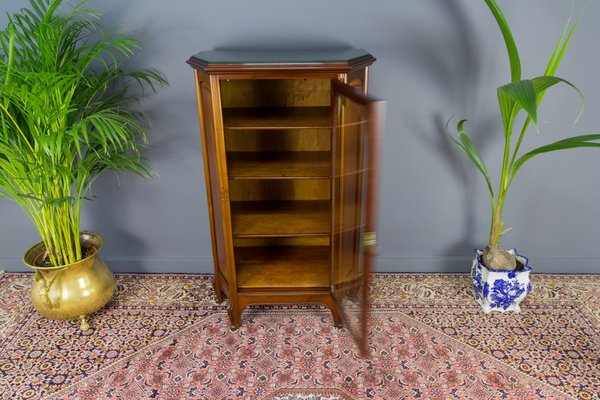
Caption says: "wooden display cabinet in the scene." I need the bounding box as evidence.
[187,50,384,353]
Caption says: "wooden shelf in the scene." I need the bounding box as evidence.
[231,200,330,237]
[235,246,330,289]
[227,151,331,179]
[223,107,330,130]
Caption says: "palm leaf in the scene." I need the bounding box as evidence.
[511,134,600,181]
[448,119,494,198]
[498,80,537,136]
[545,2,579,77]
[498,76,583,136]
[484,0,521,82]
[532,76,584,124]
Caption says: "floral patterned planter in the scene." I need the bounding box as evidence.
[471,249,532,313]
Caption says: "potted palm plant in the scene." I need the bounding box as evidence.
[0,0,165,329]
[448,0,600,313]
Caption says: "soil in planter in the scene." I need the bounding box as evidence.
[515,259,525,271]
[33,244,98,268]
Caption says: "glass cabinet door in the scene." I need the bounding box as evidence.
[330,80,384,356]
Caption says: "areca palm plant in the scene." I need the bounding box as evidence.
[0,0,166,267]
[449,0,600,270]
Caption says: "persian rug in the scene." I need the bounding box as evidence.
[0,272,598,399]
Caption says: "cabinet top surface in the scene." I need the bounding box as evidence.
[187,49,375,73]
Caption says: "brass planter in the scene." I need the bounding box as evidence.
[23,232,115,331]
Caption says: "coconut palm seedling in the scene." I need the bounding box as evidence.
[448,0,600,270]
[0,0,166,267]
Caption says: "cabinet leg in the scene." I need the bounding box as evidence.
[215,293,225,304]
[323,297,343,328]
[227,304,242,331]
[330,307,343,328]
[213,276,224,304]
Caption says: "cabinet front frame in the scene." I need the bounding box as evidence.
[216,71,343,296]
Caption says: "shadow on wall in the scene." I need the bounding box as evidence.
[83,1,364,272]
[84,173,150,270]
[395,0,500,270]
[213,42,352,52]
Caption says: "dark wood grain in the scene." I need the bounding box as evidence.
[231,200,330,237]
[227,151,331,179]
[235,246,330,289]
[223,107,330,130]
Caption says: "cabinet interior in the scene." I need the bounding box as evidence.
[221,78,333,289]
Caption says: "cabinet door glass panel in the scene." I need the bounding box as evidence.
[331,80,384,355]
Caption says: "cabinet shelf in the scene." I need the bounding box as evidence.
[235,246,330,289]
[223,107,330,130]
[231,200,330,237]
[227,151,331,179]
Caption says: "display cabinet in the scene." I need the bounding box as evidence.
[187,50,384,352]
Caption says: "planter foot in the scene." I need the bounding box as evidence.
[79,315,90,331]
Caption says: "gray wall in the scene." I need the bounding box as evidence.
[1,0,599,274]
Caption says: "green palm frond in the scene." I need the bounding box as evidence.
[512,135,600,179]
[0,0,166,266]
[484,0,521,82]
[447,119,494,199]
[449,0,597,247]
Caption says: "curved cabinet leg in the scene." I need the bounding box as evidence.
[330,307,343,328]
[215,292,225,304]
[227,303,242,331]
[213,275,225,304]
[323,296,343,328]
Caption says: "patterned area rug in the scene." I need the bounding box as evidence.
[0,272,598,399]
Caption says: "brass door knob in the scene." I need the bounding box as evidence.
[363,231,380,256]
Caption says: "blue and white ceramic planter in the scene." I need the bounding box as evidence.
[471,249,532,313]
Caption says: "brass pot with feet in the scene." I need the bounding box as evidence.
[23,232,115,331]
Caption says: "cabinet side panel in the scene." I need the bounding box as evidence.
[198,73,233,291]
[193,71,220,280]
